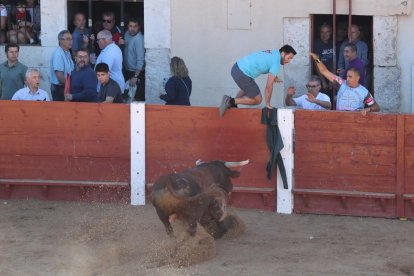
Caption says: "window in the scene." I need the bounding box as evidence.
[1,0,41,45]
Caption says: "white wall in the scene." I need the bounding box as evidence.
[1,0,413,112]
[398,14,414,113]
[170,0,413,111]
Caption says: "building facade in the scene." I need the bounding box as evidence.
[1,0,413,112]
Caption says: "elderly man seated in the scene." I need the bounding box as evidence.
[285,75,331,110]
[12,68,50,101]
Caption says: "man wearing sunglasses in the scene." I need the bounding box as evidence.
[101,11,122,44]
[285,75,331,110]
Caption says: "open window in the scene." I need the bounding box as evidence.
[311,14,374,93]
[1,0,41,45]
[67,0,144,34]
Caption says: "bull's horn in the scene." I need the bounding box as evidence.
[195,159,203,166]
[225,160,250,167]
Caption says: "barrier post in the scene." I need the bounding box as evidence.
[277,108,294,214]
[130,102,146,205]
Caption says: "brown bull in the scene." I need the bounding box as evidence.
[151,160,248,238]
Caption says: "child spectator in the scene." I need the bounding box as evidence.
[8,0,35,44]
[0,3,7,43]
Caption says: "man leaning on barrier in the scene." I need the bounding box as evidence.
[310,52,379,116]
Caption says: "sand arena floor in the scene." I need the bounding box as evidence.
[1,199,414,276]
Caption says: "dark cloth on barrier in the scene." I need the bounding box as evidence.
[261,107,288,189]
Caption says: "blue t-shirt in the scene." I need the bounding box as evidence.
[236,50,281,79]
[334,76,375,111]
[50,47,74,85]
[95,42,125,91]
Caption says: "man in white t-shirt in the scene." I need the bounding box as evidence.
[285,75,331,110]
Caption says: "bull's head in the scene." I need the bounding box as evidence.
[195,159,250,167]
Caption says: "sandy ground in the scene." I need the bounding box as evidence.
[1,199,414,276]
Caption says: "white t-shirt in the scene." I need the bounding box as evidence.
[293,92,330,110]
[0,5,7,17]
[12,87,51,101]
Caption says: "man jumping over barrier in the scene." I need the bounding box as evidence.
[219,45,296,117]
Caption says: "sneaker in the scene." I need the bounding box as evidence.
[219,95,232,117]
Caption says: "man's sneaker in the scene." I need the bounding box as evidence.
[219,95,232,117]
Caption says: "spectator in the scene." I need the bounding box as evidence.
[95,62,123,103]
[339,43,366,87]
[160,57,191,106]
[337,24,369,73]
[50,30,74,101]
[335,21,348,61]
[285,75,331,110]
[0,3,7,43]
[12,68,50,101]
[95,30,124,91]
[8,0,35,44]
[313,23,334,99]
[25,0,40,43]
[310,52,379,115]
[119,17,145,101]
[101,11,122,45]
[0,43,28,100]
[64,48,98,102]
[219,45,296,117]
[71,12,94,53]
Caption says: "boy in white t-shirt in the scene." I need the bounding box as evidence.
[285,75,331,110]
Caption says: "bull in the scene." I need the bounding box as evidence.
[151,160,249,238]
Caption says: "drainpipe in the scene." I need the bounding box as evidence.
[120,0,125,33]
[88,0,92,29]
[332,0,337,74]
[332,0,337,110]
[348,0,353,42]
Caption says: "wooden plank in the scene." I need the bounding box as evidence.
[295,175,396,193]
[0,179,128,187]
[294,188,395,199]
[295,110,397,145]
[295,142,395,166]
[295,109,397,125]
[404,115,414,146]
[396,115,405,217]
[0,155,130,182]
[0,101,130,157]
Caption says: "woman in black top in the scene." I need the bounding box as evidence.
[160,56,191,105]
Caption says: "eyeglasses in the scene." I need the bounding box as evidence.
[306,84,320,88]
[61,37,72,41]
[96,37,105,42]
[76,55,88,59]
[102,19,112,23]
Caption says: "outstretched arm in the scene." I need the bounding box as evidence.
[264,73,277,108]
[310,53,337,83]
[285,86,297,106]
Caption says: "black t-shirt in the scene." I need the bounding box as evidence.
[99,78,124,103]
[314,38,334,71]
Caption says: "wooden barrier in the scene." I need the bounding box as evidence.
[293,110,414,219]
[3,102,413,217]
[0,102,276,210]
[0,101,131,202]
[145,105,275,210]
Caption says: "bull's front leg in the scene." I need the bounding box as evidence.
[186,219,198,236]
[156,209,174,236]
